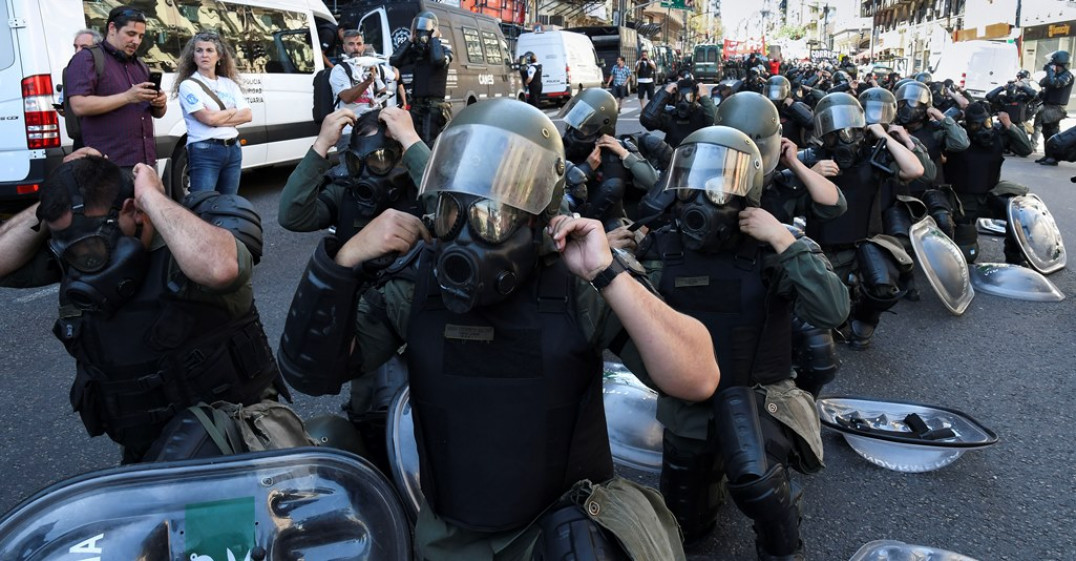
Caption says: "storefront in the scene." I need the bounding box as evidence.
[1022,20,1076,111]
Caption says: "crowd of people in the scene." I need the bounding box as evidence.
[0,4,1070,558]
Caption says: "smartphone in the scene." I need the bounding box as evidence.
[148,71,163,91]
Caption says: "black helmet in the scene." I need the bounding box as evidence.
[411,11,438,36]
[858,87,897,126]
[813,92,866,138]
[420,98,565,224]
[914,71,933,83]
[714,92,783,176]
[524,50,536,63]
[764,75,792,102]
[832,70,851,86]
[1016,69,1031,80]
[1049,50,1071,66]
[894,80,933,107]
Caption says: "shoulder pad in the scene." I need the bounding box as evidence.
[183,192,264,265]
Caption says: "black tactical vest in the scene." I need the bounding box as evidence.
[406,252,612,531]
[528,63,543,96]
[1042,71,1074,105]
[910,125,945,191]
[943,133,1005,195]
[54,247,279,453]
[648,230,792,389]
[413,56,449,99]
[805,150,883,247]
[636,59,654,80]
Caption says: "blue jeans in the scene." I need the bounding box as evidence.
[188,140,242,195]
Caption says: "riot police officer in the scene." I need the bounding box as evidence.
[559,88,631,231]
[716,92,847,398]
[638,125,848,559]
[1035,50,1074,166]
[798,93,924,350]
[0,152,282,463]
[764,75,814,147]
[278,100,720,561]
[523,51,542,108]
[640,76,716,147]
[944,102,1034,263]
[390,11,454,145]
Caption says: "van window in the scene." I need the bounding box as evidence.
[481,31,502,65]
[359,13,384,56]
[0,1,13,71]
[82,0,314,74]
[462,27,485,64]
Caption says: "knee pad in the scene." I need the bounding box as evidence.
[712,387,768,482]
[855,243,903,304]
[791,317,839,397]
[532,503,630,561]
[921,189,956,239]
[726,463,803,557]
[882,204,914,241]
[659,431,723,543]
[142,404,244,462]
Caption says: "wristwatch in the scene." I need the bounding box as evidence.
[591,248,645,291]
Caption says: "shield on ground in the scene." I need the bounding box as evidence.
[603,362,664,473]
[975,218,1006,236]
[909,216,974,315]
[969,262,1066,302]
[1007,193,1066,274]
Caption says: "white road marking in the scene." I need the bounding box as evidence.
[13,285,58,304]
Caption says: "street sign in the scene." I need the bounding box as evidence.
[659,0,694,9]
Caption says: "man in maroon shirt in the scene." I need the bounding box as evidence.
[67,6,167,168]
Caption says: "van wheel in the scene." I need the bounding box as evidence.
[467,97,477,105]
[169,144,190,203]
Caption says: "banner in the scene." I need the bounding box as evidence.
[723,37,766,58]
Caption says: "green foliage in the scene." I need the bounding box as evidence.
[776,24,806,40]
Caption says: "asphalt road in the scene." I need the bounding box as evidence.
[1,97,1073,560]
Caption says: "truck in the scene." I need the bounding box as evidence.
[566,26,640,91]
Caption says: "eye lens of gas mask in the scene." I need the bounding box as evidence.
[345,146,400,177]
[824,127,863,147]
[434,194,529,244]
[48,216,115,273]
[966,118,992,133]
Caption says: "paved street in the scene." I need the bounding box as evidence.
[1,100,1074,560]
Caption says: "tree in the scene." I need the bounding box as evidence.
[775,24,806,40]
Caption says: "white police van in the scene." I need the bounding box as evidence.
[0,0,333,202]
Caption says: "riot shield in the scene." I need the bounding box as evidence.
[1007,194,1067,274]
[969,262,1066,302]
[908,216,975,315]
[603,361,663,473]
[975,218,1006,236]
[0,449,413,561]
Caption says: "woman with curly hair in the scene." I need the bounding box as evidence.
[173,31,252,194]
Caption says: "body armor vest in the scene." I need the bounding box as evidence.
[406,251,612,531]
[527,63,543,96]
[780,115,807,148]
[54,247,279,453]
[910,125,945,191]
[636,59,655,80]
[665,111,712,148]
[648,230,792,389]
[413,55,449,99]
[1042,71,1074,105]
[805,150,882,247]
[943,132,1005,195]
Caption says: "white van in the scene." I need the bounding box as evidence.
[932,40,1019,99]
[515,30,604,105]
[0,0,332,202]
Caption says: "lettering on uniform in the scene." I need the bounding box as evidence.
[675,275,711,288]
[478,74,495,85]
[69,532,104,560]
[444,324,495,342]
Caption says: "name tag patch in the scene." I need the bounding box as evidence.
[674,276,711,288]
[444,324,495,342]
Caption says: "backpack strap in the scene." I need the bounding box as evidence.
[88,45,106,81]
[185,78,227,110]
[335,61,355,109]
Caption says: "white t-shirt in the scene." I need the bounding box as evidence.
[179,74,249,145]
[330,60,386,135]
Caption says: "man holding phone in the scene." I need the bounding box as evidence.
[66,5,167,169]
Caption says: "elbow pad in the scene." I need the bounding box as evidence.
[278,236,369,396]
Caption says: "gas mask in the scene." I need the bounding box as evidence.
[966,117,996,147]
[563,126,599,163]
[675,80,698,119]
[895,100,927,127]
[822,127,865,169]
[48,208,148,316]
[432,193,538,313]
[675,190,746,252]
[340,124,404,218]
